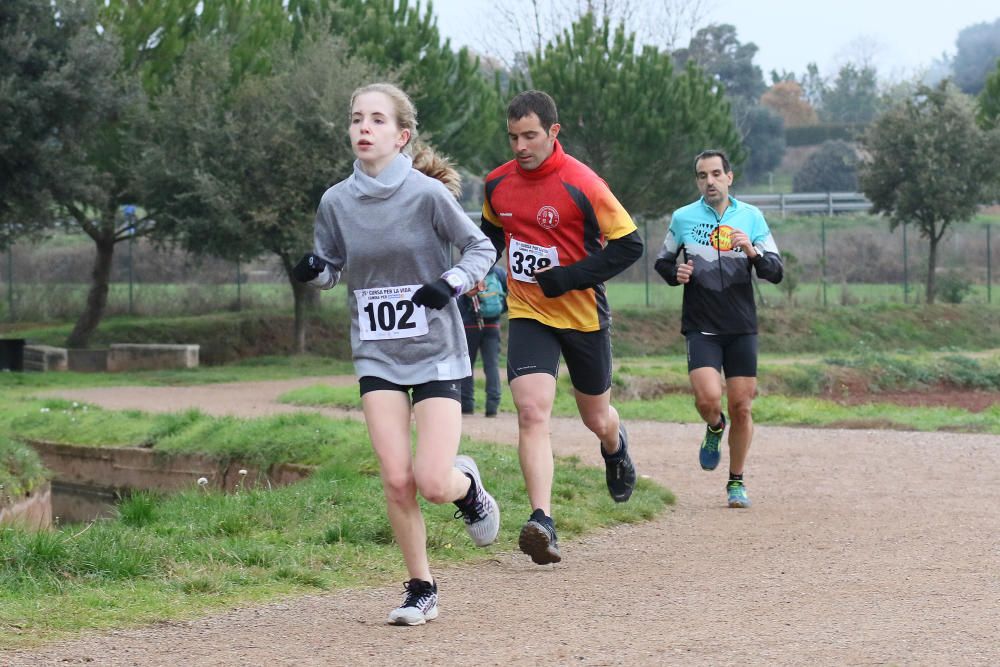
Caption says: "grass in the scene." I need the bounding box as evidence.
[605,280,1000,309]
[0,361,673,647]
[0,436,49,499]
[282,350,1000,435]
[0,437,671,647]
[1,345,998,646]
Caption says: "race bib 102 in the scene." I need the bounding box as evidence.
[509,238,560,283]
[355,285,429,341]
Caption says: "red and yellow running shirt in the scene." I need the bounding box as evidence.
[482,141,636,332]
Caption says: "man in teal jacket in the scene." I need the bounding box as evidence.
[655,150,783,509]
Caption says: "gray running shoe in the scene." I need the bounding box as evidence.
[388,578,438,626]
[453,455,501,547]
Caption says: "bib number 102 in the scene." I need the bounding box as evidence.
[362,300,417,333]
[355,285,428,340]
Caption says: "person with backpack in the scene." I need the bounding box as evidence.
[458,265,507,417]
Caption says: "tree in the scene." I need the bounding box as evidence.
[740,106,786,183]
[482,0,715,63]
[0,3,154,347]
[141,34,375,351]
[821,63,879,124]
[793,140,858,193]
[978,59,1000,129]
[520,13,745,215]
[0,0,115,245]
[324,0,503,171]
[760,80,818,127]
[952,17,1000,95]
[860,82,1000,303]
[52,0,309,348]
[673,23,767,106]
[97,0,325,94]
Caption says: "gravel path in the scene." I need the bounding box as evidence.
[5,378,999,666]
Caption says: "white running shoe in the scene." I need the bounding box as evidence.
[388,579,439,626]
[453,455,501,547]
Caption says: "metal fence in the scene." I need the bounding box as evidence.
[1,206,997,323]
[737,192,872,216]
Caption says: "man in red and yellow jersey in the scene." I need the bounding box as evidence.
[480,90,643,565]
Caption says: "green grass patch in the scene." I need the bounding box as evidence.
[0,436,50,498]
[0,438,671,648]
[283,350,1000,435]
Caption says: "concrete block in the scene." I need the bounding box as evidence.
[67,349,109,372]
[107,343,199,372]
[23,344,69,372]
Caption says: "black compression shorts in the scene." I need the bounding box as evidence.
[506,318,613,395]
[359,376,462,404]
[685,332,758,377]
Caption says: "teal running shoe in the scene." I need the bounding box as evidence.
[699,414,726,471]
[727,479,751,508]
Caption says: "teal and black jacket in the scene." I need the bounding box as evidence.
[654,196,783,335]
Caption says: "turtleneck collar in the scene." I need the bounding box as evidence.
[351,152,412,199]
[515,139,567,180]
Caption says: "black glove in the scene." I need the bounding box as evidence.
[535,266,576,298]
[411,279,453,309]
[292,253,327,282]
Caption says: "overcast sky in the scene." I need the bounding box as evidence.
[431,1,999,81]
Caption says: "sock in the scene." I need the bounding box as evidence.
[530,508,553,526]
[602,429,625,459]
[454,472,477,508]
[729,472,743,482]
[709,415,726,432]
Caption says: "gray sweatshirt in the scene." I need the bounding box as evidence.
[309,153,495,385]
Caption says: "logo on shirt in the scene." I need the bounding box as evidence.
[710,224,735,251]
[498,212,513,217]
[536,205,560,230]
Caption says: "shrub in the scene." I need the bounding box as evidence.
[936,272,974,304]
[793,140,859,192]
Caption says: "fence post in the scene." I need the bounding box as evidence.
[820,217,827,307]
[6,243,12,323]
[643,218,650,307]
[827,191,834,215]
[780,193,786,219]
[902,223,909,304]
[124,205,136,315]
[988,224,992,305]
[236,260,242,311]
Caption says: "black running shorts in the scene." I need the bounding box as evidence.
[359,376,462,403]
[506,318,613,396]
[685,332,758,377]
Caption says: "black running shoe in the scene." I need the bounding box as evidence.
[518,509,561,565]
[602,422,636,503]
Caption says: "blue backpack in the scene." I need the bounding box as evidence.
[477,271,507,319]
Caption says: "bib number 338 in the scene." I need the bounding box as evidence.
[355,285,429,341]
[509,238,560,283]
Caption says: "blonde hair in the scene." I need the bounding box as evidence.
[412,143,462,198]
[350,82,461,198]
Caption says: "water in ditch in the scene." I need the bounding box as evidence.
[50,480,123,524]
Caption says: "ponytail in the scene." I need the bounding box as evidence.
[411,142,462,198]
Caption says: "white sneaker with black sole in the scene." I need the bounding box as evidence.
[388,578,438,626]
[453,455,501,547]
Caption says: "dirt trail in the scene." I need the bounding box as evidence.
[4,378,999,666]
